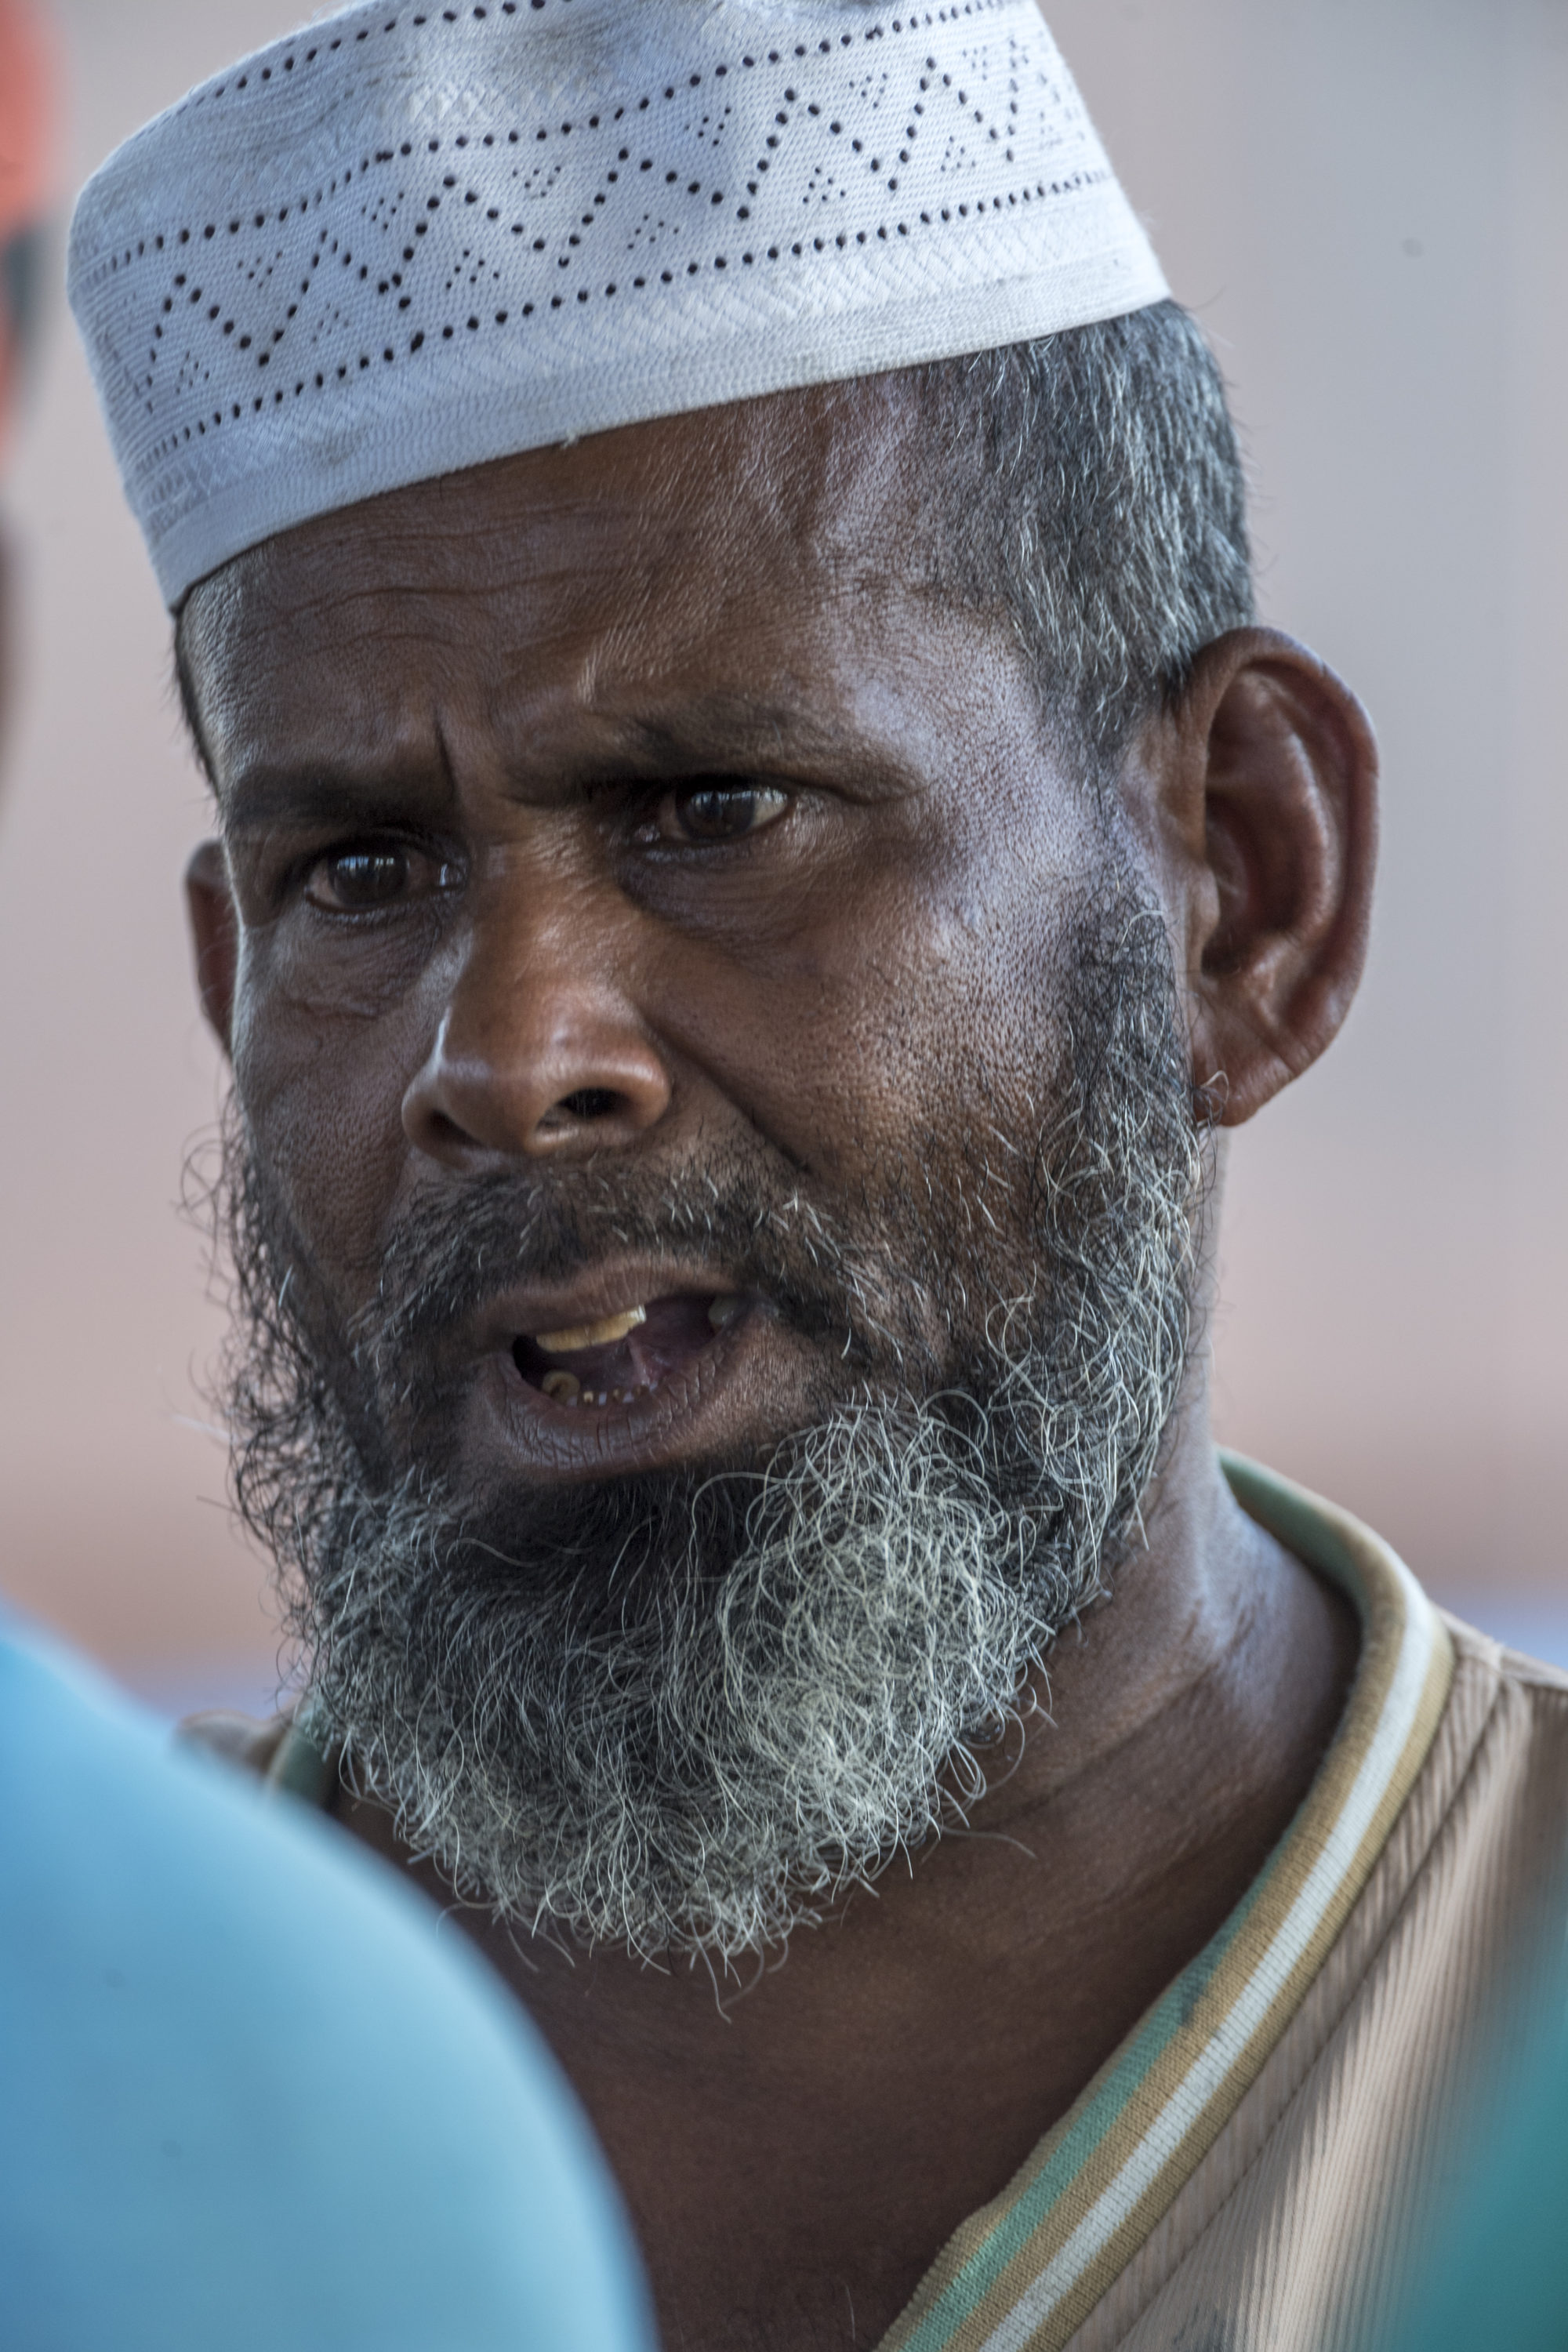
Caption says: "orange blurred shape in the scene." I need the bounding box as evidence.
[1,0,56,449]
[0,0,53,238]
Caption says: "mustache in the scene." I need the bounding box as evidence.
[344,1149,948,1384]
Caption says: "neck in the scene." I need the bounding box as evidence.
[336,1384,1358,2350]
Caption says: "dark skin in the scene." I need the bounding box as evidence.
[181,383,1374,2351]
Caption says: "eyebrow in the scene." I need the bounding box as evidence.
[217,691,863,833]
[218,764,446,836]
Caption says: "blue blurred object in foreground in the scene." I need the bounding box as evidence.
[0,1618,655,2352]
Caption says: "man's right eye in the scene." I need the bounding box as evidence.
[303,843,431,912]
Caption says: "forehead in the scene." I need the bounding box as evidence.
[180,379,951,780]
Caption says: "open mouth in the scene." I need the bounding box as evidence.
[512,1291,751,1410]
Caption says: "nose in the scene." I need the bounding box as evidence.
[401,898,673,1167]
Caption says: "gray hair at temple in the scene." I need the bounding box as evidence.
[912,303,1254,773]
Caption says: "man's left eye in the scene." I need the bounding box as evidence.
[644,783,791,845]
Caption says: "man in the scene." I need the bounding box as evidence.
[68,2,1568,2347]
[3,9,651,2345]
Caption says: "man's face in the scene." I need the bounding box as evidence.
[190,386,1112,1461]
[182,383,1201,1953]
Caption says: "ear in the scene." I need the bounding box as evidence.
[186,838,239,1058]
[1151,628,1377,1127]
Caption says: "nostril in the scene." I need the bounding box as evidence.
[557,1087,620,1122]
[426,1108,473,1150]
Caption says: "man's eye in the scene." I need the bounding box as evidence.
[303,843,437,912]
[648,783,791,845]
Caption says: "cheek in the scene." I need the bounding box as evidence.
[684,817,1093,1189]
[229,926,441,1300]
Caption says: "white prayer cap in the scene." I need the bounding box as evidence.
[68,0,1168,609]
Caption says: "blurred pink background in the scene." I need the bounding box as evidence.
[2,0,1564,1714]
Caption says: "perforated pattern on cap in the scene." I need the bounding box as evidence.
[68,0,1167,607]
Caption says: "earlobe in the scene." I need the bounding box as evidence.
[186,838,240,1057]
[1173,630,1378,1127]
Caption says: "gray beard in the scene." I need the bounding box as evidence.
[211,886,1205,1959]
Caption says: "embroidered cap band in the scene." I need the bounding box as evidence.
[67,0,1168,609]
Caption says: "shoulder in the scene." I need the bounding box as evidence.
[1402,1609,1568,1927]
[1439,1606,1568,1744]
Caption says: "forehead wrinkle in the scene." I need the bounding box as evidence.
[479,646,862,786]
[205,483,657,668]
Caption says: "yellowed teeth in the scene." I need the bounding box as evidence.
[534,1305,648,1356]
